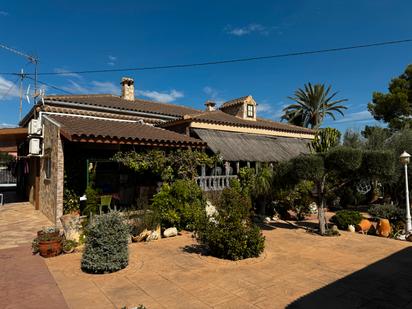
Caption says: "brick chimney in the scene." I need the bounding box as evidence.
[121,77,134,101]
[205,100,216,111]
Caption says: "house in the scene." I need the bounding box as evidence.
[160,95,314,188]
[0,77,314,224]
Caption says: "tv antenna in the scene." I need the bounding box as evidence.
[0,43,39,120]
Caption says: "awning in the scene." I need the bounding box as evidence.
[0,127,28,153]
[193,128,311,162]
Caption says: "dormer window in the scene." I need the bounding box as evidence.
[247,104,254,118]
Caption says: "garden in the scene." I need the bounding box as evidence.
[32,126,412,281]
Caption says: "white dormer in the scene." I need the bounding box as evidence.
[219,95,257,121]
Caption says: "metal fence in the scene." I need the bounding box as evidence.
[0,162,16,184]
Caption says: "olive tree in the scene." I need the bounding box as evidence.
[290,147,395,235]
[291,147,362,235]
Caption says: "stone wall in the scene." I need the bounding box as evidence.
[38,118,64,225]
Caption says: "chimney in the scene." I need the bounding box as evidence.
[121,77,135,101]
[205,100,216,111]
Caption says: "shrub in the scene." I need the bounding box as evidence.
[82,185,100,215]
[195,187,265,260]
[273,180,314,220]
[63,188,80,214]
[331,210,362,230]
[81,212,129,274]
[368,204,405,221]
[238,167,256,197]
[151,179,205,230]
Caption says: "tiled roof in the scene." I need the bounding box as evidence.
[46,115,205,148]
[42,105,161,124]
[160,110,314,135]
[44,94,202,118]
[220,96,251,108]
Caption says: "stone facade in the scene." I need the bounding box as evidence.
[38,118,64,225]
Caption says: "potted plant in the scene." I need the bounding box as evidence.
[36,227,63,258]
[62,239,78,254]
[37,226,60,238]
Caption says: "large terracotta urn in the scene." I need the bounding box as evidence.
[356,219,373,234]
[377,218,391,237]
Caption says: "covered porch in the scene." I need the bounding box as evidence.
[193,128,312,191]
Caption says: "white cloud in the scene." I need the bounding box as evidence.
[335,110,374,124]
[107,55,117,66]
[0,75,19,100]
[257,101,288,120]
[61,80,119,95]
[0,11,9,16]
[90,81,119,95]
[136,89,184,103]
[225,23,270,36]
[54,68,82,79]
[61,80,88,93]
[0,122,17,128]
[203,86,218,98]
[203,86,225,105]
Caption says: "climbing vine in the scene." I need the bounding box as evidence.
[112,149,219,181]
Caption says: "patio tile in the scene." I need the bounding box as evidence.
[39,226,412,309]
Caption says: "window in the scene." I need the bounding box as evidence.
[44,149,52,180]
[247,104,254,118]
[44,157,52,180]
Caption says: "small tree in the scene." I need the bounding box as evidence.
[291,147,395,235]
[292,148,363,234]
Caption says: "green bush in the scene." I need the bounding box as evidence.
[195,187,265,260]
[368,204,405,221]
[273,180,314,220]
[82,186,100,215]
[81,212,129,274]
[331,210,362,230]
[151,179,205,230]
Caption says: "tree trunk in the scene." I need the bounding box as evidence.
[317,179,327,235]
[318,196,326,235]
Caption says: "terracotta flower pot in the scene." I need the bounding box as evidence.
[38,238,62,258]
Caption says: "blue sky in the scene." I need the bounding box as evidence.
[0,0,412,133]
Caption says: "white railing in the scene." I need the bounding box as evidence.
[195,175,238,191]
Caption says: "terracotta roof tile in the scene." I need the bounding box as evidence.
[160,110,314,135]
[220,95,251,108]
[44,94,202,118]
[47,115,205,147]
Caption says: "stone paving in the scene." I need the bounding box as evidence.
[0,202,67,308]
[0,245,69,309]
[45,226,412,309]
[0,202,52,250]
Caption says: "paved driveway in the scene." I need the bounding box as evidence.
[0,202,52,250]
[0,203,68,309]
[46,225,412,309]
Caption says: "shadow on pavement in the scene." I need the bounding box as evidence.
[287,247,412,309]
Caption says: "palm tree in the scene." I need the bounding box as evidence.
[281,83,348,129]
